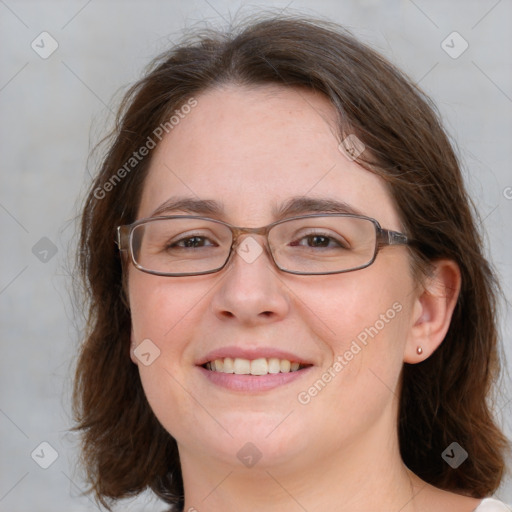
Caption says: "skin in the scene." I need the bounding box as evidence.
[128,84,481,511]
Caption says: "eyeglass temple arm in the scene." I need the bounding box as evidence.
[115,226,130,251]
[378,228,409,247]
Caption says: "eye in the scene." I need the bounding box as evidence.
[311,235,334,248]
[290,231,349,249]
[169,235,217,249]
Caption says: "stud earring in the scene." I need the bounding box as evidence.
[416,346,423,355]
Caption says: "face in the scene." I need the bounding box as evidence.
[128,84,418,471]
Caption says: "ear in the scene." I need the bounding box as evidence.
[404,259,461,363]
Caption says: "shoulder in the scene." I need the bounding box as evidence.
[474,498,512,511]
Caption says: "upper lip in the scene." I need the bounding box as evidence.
[196,346,315,366]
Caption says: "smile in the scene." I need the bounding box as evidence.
[197,347,314,391]
[203,357,310,375]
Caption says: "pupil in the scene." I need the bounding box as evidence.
[309,235,329,247]
[185,236,204,248]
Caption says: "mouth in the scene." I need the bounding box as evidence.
[196,348,314,392]
[202,357,311,375]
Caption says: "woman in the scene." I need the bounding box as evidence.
[73,15,510,511]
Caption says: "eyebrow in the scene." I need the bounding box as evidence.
[273,196,365,219]
[149,195,365,221]
[150,197,225,218]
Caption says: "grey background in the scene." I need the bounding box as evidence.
[0,0,511,510]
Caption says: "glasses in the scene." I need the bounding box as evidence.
[116,214,409,277]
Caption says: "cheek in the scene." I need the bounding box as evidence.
[128,274,206,394]
[291,269,413,441]
[128,272,208,348]
[299,262,412,354]
[293,255,415,405]
[128,274,211,437]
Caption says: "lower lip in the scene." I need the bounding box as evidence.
[197,365,313,392]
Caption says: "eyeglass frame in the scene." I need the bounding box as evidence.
[116,213,410,277]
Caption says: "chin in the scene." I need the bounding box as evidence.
[175,411,310,468]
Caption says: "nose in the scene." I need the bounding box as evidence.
[210,237,290,325]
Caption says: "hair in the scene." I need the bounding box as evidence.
[73,13,509,511]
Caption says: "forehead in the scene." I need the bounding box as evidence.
[137,84,400,228]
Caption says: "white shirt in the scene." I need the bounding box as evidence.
[474,498,511,511]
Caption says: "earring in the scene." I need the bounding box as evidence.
[416,346,423,355]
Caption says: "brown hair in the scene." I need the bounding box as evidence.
[73,14,509,510]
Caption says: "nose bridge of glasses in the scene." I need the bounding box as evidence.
[230,224,272,249]
[227,224,277,271]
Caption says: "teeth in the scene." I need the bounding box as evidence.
[250,358,268,375]
[268,358,281,374]
[205,357,306,375]
[223,357,234,373]
[233,358,251,374]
